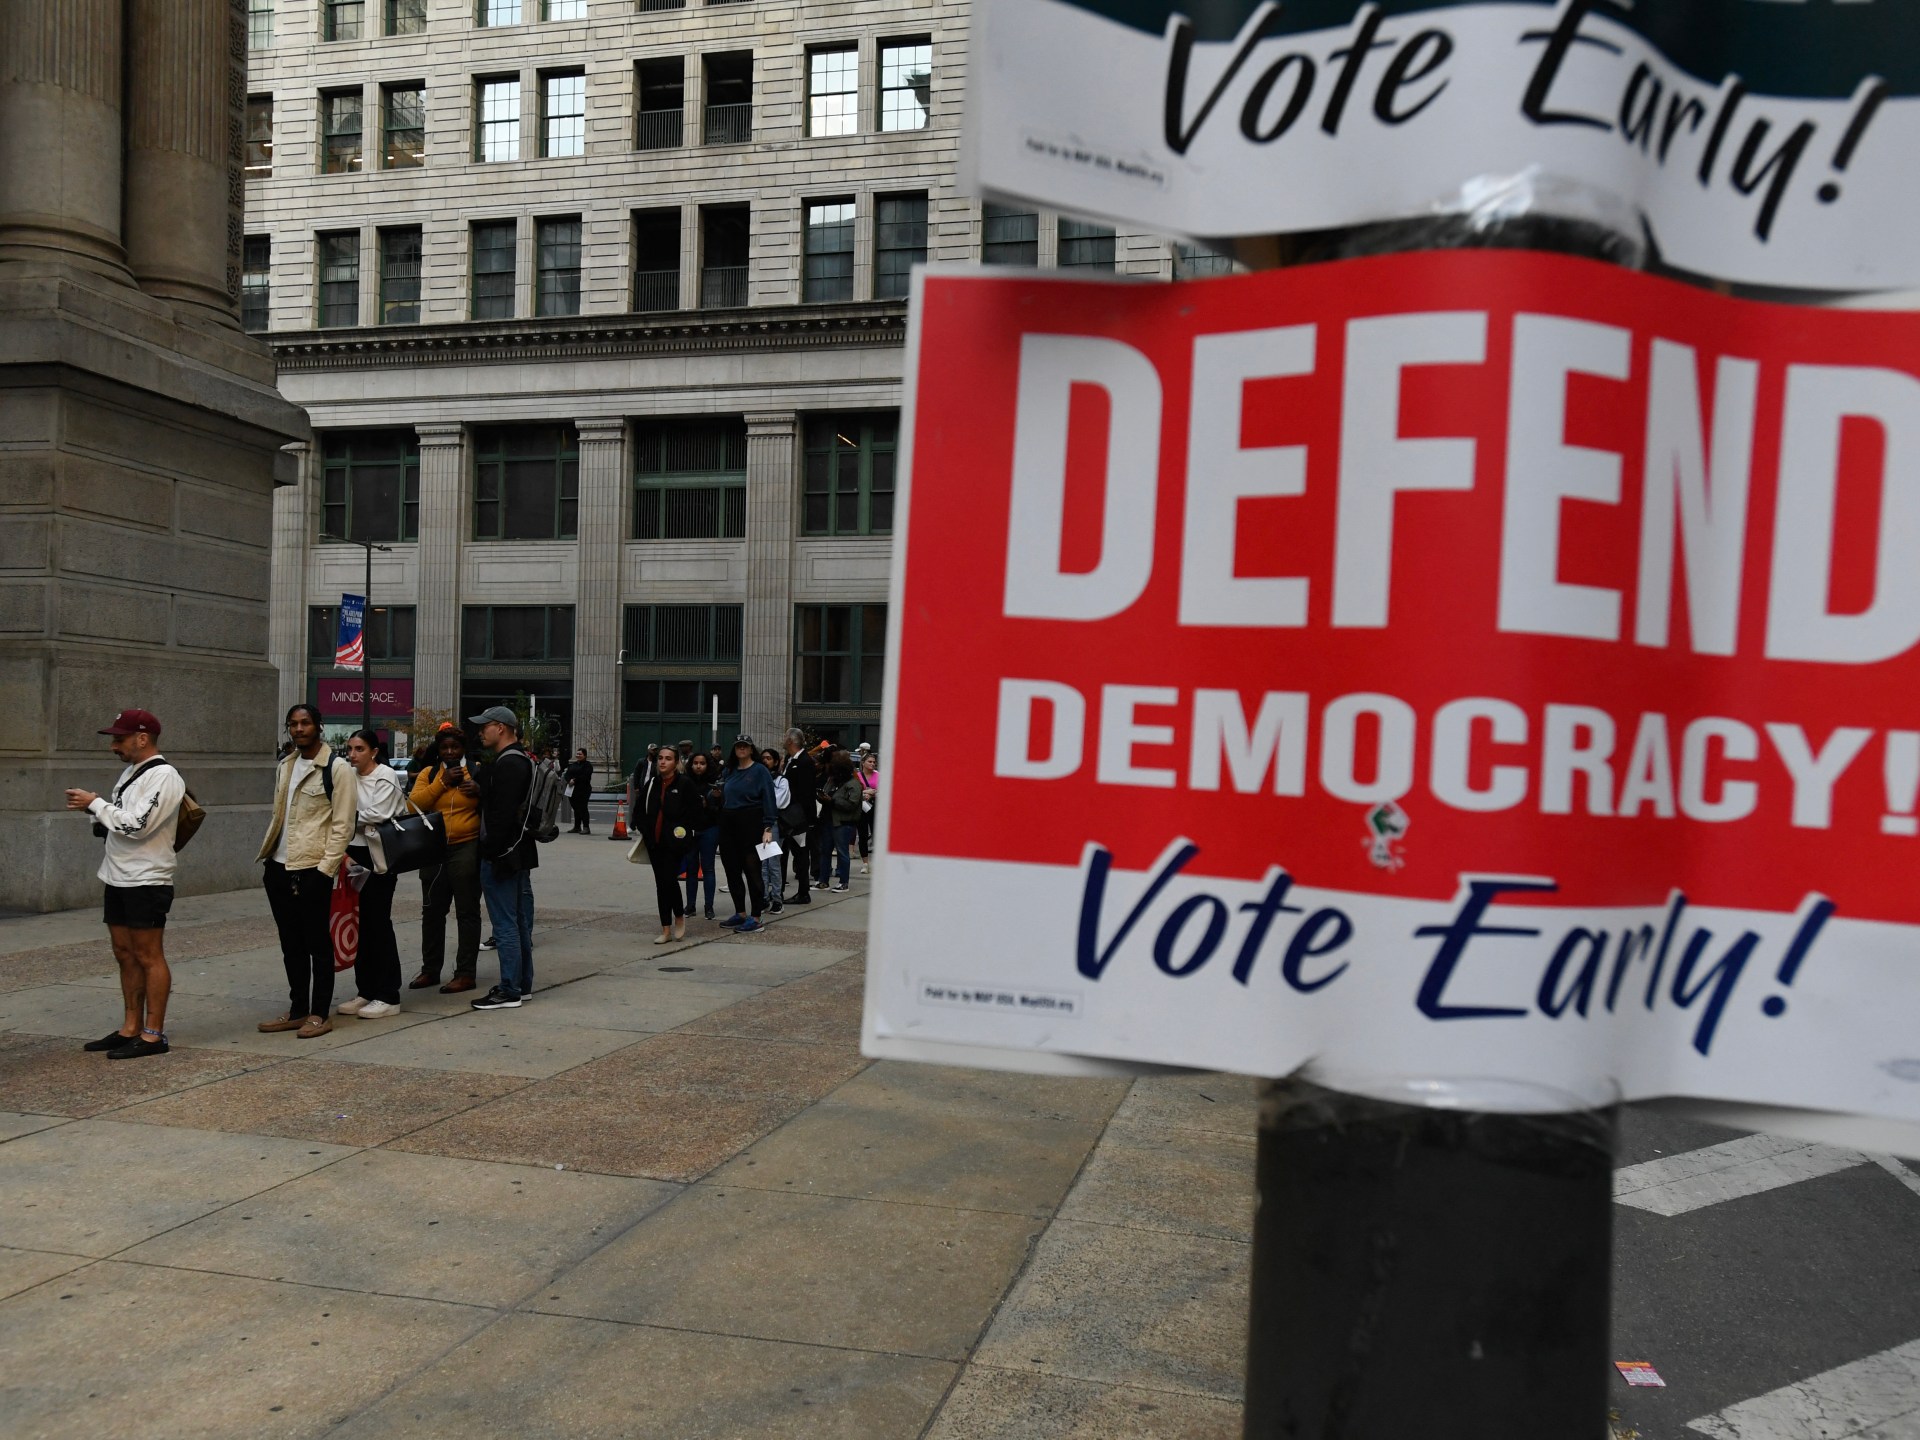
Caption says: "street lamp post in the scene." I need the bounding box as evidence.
[322,534,393,734]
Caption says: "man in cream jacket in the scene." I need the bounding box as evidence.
[255,703,358,1038]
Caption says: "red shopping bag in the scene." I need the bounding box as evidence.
[329,867,362,971]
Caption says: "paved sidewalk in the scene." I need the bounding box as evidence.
[0,838,1252,1438]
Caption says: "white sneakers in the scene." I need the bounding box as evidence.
[339,997,401,1018]
[336,996,369,1016]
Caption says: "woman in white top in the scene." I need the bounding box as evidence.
[339,730,411,1018]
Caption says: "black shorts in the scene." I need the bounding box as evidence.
[103,884,174,930]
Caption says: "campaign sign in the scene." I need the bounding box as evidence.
[334,594,366,672]
[865,252,1920,1143]
[965,0,1920,289]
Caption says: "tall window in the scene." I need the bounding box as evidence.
[320,432,420,543]
[622,605,743,753]
[321,90,364,173]
[623,605,743,661]
[476,78,520,162]
[386,0,426,33]
[248,0,274,48]
[699,205,748,309]
[1174,241,1234,278]
[632,208,680,312]
[535,217,582,317]
[1058,217,1116,270]
[245,97,274,178]
[542,71,585,157]
[471,220,516,319]
[545,0,586,15]
[802,199,854,303]
[473,427,579,540]
[317,231,360,327]
[324,0,365,40]
[478,0,522,24]
[635,58,684,150]
[703,52,752,144]
[462,606,573,661]
[807,46,857,137]
[633,420,746,539]
[982,204,1037,266]
[803,413,896,535]
[241,237,271,333]
[874,192,925,300]
[379,228,422,324]
[878,40,931,131]
[310,604,415,663]
[795,604,888,707]
[383,85,425,168]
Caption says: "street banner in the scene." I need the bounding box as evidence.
[964,0,1920,290]
[317,678,413,718]
[866,252,1920,1146]
[334,594,365,672]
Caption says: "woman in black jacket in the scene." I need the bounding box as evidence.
[641,748,703,944]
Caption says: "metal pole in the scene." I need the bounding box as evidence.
[361,539,373,734]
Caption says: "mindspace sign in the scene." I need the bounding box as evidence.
[865,251,1920,1142]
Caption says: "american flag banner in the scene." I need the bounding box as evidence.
[334,593,365,671]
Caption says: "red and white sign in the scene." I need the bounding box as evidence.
[317,678,414,718]
[865,252,1920,1146]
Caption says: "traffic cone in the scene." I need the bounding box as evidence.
[609,801,629,841]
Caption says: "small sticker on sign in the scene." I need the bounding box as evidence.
[1615,1362,1665,1388]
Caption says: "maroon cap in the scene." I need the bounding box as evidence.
[98,708,161,738]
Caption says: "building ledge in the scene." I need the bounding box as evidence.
[269,301,910,371]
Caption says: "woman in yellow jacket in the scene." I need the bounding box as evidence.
[406,723,484,993]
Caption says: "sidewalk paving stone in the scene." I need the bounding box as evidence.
[123,1149,679,1307]
[329,1311,957,1440]
[0,1119,356,1256]
[320,1012,642,1078]
[924,1367,1243,1439]
[0,1261,490,1440]
[1056,1125,1258,1242]
[0,1032,276,1118]
[0,1246,91,1302]
[1111,1071,1264,1138]
[604,942,857,989]
[0,1110,70,1143]
[114,1060,526,1146]
[673,959,866,1045]
[534,1183,1046,1360]
[830,1061,1133,1126]
[0,982,438,1055]
[505,972,766,1034]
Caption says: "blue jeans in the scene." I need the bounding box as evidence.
[480,859,534,998]
[682,826,720,913]
[829,823,854,886]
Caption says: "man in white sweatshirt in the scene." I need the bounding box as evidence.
[64,709,185,1060]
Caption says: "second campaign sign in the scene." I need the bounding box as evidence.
[863,251,1920,1143]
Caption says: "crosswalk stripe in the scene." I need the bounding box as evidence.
[1614,1134,1868,1216]
[1686,1338,1920,1438]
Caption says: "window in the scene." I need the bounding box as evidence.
[623,605,743,661]
[248,0,273,48]
[535,217,582,317]
[478,0,522,24]
[321,89,364,173]
[700,205,748,309]
[244,97,273,178]
[1174,241,1234,278]
[461,606,574,661]
[319,432,420,543]
[703,52,752,144]
[386,0,426,33]
[379,228,422,324]
[542,71,585,157]
[621,605,742,754]
[476,78,520,162]
[473,427,579,540]
[383,85,425,168]
[633,420,746,539]
[874,192,925,300]
[324,0,365,40]
[635,58,684,150]
[471,220,516,319]
[803,413,896,535]
[241,237,271,333]
[878,40,931,132]
[1058,217,1116,270]
[317,231,360,327]
[638,0,684,11]
[545,0,586,16]
[802,199,854,303]
[795,604,887,706]
[632,208,680,312]
[982,204,1036,266]
[807,46,857,137]
[310,604,416,662]
[622,679,740,746]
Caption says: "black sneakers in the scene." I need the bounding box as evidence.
[107,1035,168,1060]
[83,1029,137,1052]
[471,987,522,1010]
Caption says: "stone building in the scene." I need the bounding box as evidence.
[248,0,1226,776]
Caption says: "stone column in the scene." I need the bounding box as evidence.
[0,0,130,279]
[268,442,315,717]
[414,423,467,719]
[573,418,628,785]
[123,0,241,321]
[742,412,798,743]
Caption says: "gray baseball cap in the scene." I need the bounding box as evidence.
[468,705,518,728]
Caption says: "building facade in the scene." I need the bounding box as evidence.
[247,0,1226,778]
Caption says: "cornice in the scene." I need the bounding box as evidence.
[269,302,910,372]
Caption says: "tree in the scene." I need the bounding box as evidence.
[573,700,623,791]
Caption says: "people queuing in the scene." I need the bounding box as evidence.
[780,729,817,907]
[642,746,703,944]
[257,704,357,1039]
[337,729,409,1019]
[823,751,863,893]
[564,747,595,834]
[717,733,778,932]
[856,752,880,874]
[681,751,723,920]
[470,705,540,1010]
[759,748,790,915]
